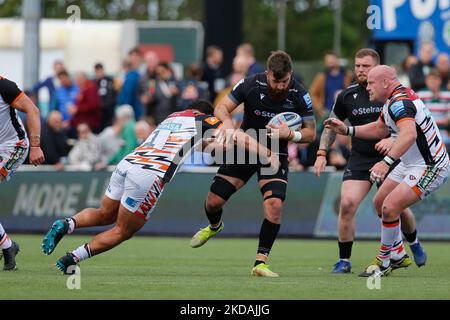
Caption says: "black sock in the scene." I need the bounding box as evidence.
[403,229,417,243]
[256,219,280,258]
[338,241,353,260]
[209,222,223,232]
[205,203,222,226]
[254,260,265,267]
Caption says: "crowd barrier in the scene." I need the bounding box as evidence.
[2,166,449,239]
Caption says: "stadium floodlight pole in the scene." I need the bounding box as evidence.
[333,0,342,56]
[22,0,41,91]
[277,0,286,51]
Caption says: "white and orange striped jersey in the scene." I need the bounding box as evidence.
[0,77,27,146]
[380,85,449,168]
[124,109,221,182]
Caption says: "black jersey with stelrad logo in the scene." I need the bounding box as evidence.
[332,83,384,165]
[228,73,314,155]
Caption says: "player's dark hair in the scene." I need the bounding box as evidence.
[355,48,380,65]
[267,50,293,79]
[187,99,214,115]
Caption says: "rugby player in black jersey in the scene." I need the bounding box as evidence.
[313,49,426,273]
[190,51,316,277]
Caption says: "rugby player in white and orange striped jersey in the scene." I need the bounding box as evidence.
[325,65,449,277]
[42,100,279,274]
[0,76,45,270]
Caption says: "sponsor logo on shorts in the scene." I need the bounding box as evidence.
[4,145,26,171]
[136,179,165,217]
[409,175,416,181]
[417,166,438,191]
[125,197,139,208]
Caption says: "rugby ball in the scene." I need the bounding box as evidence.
[268,112,302,131]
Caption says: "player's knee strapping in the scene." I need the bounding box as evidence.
[260,181,287,202]
[210,176,237,201]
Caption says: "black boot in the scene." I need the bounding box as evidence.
[3,241,20,271]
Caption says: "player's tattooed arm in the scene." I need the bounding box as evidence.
[318,111,342,151]
[299,116,316,143]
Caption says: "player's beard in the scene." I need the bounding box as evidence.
[357,75,368,87]
[267,85,288,102]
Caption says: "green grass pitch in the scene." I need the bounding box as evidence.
[2,235,450,300]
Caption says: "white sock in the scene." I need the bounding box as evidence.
[0,223,12,250]
[66,218,76,234]
[71,244,92,262]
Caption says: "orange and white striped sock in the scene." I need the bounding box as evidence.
[391,225,407,260]
[377,219,400,267]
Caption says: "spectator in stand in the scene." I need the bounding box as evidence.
[142,62,179,124]
[94,63,116,130]
[231,54,250,78]
[236,43,265,76]
[115,58,130,93]
[140,51,159,90]
[135,120,154,145]
[67,123,101,170]
[436,53,450,88]
[417,69,450,151]
[95,118,126,171]
[409,41,435,92]
[55,70,79,129]
[223,54,249,88]
[32,60,66,117]
[309,51,353,119]
[201,45,224,102]
[118,47,144,120]
[109,105,137,165]
[70,72,102,136]
[40,110,71,170]
[178,63,210,108]
[397,55,417,88]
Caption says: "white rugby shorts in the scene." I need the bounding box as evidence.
[105,160,166,220]
[0,140,28,182]
[387,161,449,199]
